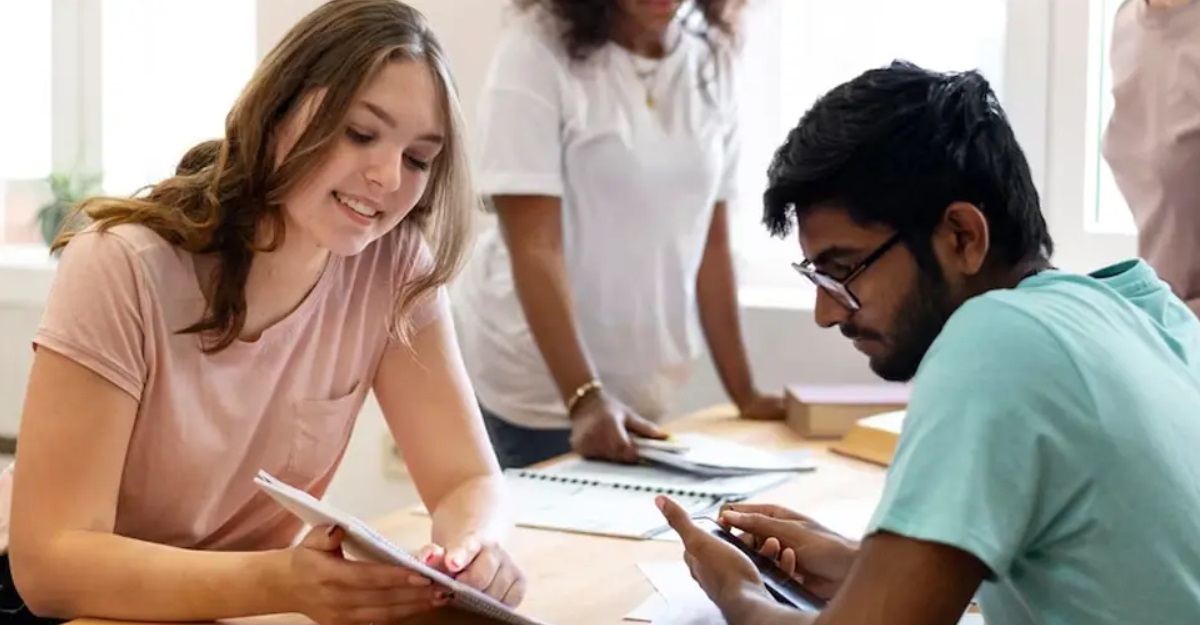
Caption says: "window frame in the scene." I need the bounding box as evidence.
[0,0,274,303]
[730,0,1138,297]
[0,0,99,249]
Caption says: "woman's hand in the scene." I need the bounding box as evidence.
[283,525,451,625]
[419,534,526,606]
[736,392,786,421]
[569,390,666,463]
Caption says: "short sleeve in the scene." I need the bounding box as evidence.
[34,230,148,400]
[864,297,1096,578]
[716,54,741,203]
[473,18,565,197]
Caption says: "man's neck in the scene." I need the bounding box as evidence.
[960,258,1052,302]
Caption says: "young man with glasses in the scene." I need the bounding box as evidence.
[657,60,1200,624]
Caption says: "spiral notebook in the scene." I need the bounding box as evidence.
[504,459,796,539]
[253,470,552,625]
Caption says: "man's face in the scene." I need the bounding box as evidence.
[797,208,955,382]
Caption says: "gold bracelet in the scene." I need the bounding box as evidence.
[565,379,603,414]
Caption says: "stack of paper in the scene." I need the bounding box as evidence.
[636,434,817,477]
[539,457,796,499]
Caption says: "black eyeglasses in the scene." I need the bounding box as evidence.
[791,234,903,311]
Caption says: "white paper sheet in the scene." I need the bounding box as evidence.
[624,561,713,623]
[626,558,986,625]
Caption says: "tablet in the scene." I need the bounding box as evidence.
[693,517,827,612]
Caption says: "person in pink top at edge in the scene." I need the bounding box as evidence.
[0,1,525,624]
[1102,0,1200,316]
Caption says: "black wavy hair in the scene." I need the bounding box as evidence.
[763,60,1053,270]
[513,0,739,60]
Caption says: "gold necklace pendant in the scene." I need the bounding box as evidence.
[646,92,656,109]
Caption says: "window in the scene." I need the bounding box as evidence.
[734,0,1008,293]
[1043,0,1137,272]
[0,0,256,249]
[100,0,256,196]
[0,2,53,245]
[733,0,1138,293]
[1086,0,1135,234]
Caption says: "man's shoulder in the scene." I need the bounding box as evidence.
[917,285,1085,390]
[936,288,1059,348]
[935,273,1113,349]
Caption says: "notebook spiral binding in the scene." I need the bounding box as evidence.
[509,469,716,499]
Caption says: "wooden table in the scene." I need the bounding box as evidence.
[70,404,887,625]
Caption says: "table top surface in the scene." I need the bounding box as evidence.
[70,404,888,625]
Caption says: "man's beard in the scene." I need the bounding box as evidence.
[864,271,954,382]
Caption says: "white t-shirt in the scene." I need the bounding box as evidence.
[455,9,740,429]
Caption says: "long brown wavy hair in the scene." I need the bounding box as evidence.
[53,0,476,353]
[513,0,742,61]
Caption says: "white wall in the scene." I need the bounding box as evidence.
[0,0,875,520]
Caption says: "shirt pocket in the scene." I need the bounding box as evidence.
[283,379,365,487]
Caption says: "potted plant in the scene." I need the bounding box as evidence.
[35,170,102,249]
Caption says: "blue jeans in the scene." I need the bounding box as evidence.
[480,404,572,469]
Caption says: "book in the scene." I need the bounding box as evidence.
[784,384,910,438]
[252,470,552,625]
[830,410,905,466]
[502,455,801,540]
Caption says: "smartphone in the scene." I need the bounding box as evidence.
[693,517,828,613]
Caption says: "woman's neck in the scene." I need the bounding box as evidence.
[238,220,330,340]
[610,19,674,58]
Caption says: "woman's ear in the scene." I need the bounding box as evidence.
[933,201,990,276]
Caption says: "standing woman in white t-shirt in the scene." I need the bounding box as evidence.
[456,0,783,469]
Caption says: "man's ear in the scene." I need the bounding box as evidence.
[932,201,989,276]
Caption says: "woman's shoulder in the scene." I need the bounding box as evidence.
[495,5,573,69]
[58,222,190,283]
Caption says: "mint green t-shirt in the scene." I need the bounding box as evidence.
[866,259,1200,624]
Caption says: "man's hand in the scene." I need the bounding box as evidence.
[656,496,772,609]
[720,503,858,600]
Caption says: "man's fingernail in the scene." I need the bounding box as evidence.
[326,525,337,537]
[655,496,666,510]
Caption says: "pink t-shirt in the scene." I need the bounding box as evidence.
[1102,0,1200,316]
[8,221,444,552]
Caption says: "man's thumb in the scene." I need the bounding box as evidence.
[721,511,807,544]
[300,524,345,553]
